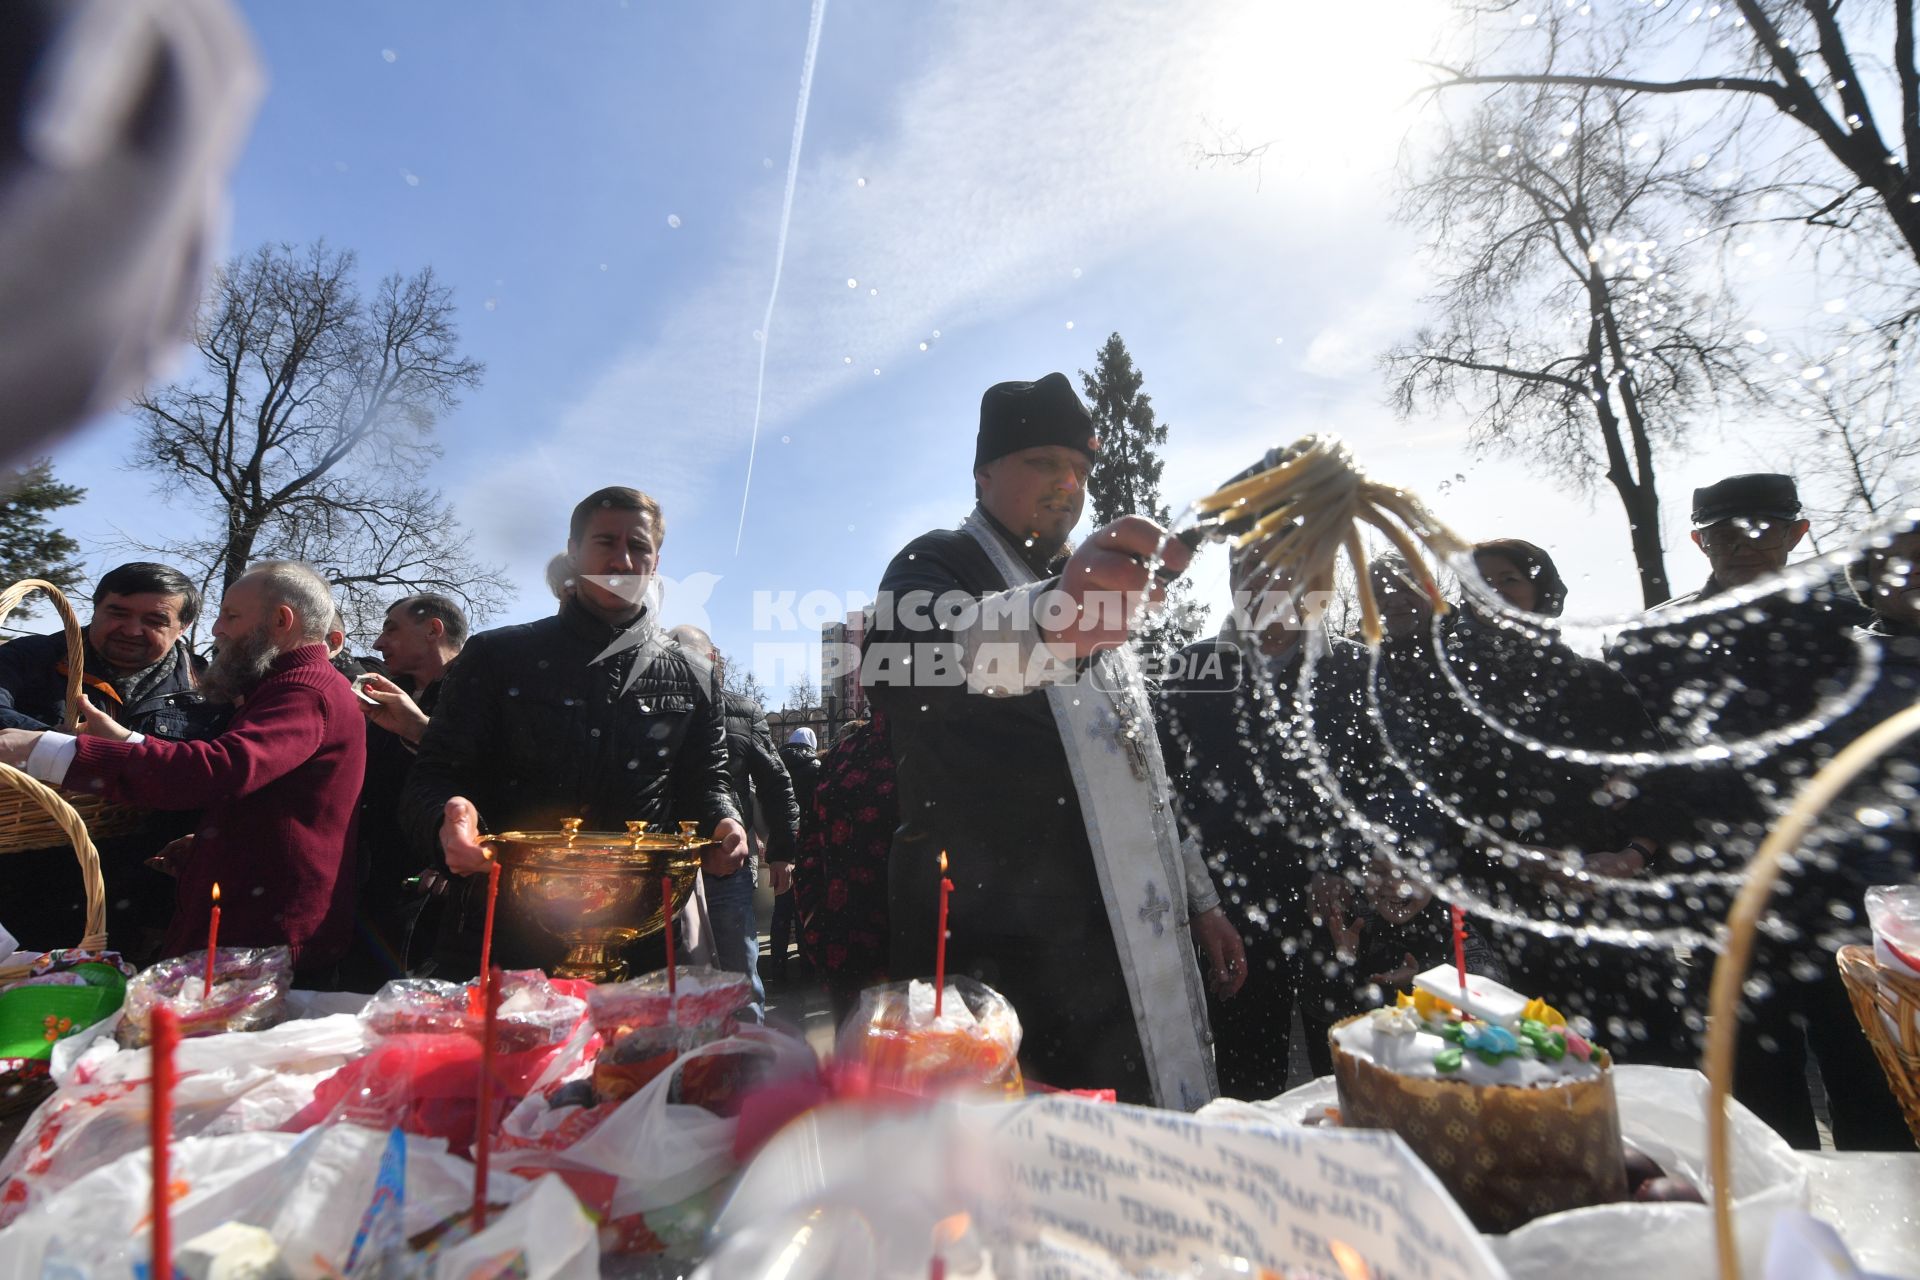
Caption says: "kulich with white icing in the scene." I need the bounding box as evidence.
[1327,969,1628,1233]
[1331,966,1610,1088]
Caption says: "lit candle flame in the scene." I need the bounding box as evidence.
[932,1212,970,1246]
[938,849,948,874]
[211,882,220,904]
[1328,1239,1371,1280]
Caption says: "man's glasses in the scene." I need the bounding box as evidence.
[1698,517,1796,551]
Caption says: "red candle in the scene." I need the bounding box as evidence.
[933,851,952,1018]
[203,883,221,998]
[472,964,501,1231]
[473,853,502,1013]
[1451,904,1467,993]
[150,1004,178,1280]
[662,874,677,1013]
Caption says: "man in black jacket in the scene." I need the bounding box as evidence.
[403,488,746,980]
[0,561,220,955]
[1608,474,1869,754]
[865,373,1241,1108]
[338,593,468,987]
[665,624,800,1013]
[1157,535,1369,1100]
[770,727,823,981]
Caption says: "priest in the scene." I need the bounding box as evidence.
[864,373,1243,1108]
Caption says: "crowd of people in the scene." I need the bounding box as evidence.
[0,372,1913,1152]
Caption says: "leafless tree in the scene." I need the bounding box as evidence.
[1426,1,1920,330]
[127,241,509,638]
[1761,333,1920,542]
[1386,84,1752,605]
[785,675,818,713]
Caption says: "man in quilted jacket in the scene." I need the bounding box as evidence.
[402,486,747,979]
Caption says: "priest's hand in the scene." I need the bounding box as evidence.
[1193,906,1246,998]
[705,817,749,877]
[1045,516,1194,658]
[0,728,43,771]
[440,796,490,876]
[76,695,133,741]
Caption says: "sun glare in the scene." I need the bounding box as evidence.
[1196,1,1441,174]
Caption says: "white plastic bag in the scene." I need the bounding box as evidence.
[501,1029,811,1218]
[1219,1065,1809,1280]
[0,1012,370,1224]
[0,1124,592,1280]
[705,1093,1507,1279]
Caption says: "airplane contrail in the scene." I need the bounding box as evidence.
[733,0,829,556]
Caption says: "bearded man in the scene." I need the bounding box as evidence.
[0,561,366,982]
[864,373,1242,1108]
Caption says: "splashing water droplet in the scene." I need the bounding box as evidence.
[931,329,942,339]
[872,368,881,376]
[919,342,929,351]
[781,434,792,444]
[1071,267,1083,279]
[599,263,609,272]
[846,278,858,289]
[868,287,878,296]
[667,214,682,228]
[381,48,398,62]
[856,177,867,188]
[1744,329,1768,344]
[401,170,420,186]
[1065,320,1075,330]
[483,298,498,312]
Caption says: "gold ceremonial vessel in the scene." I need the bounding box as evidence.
[485,817,709,982]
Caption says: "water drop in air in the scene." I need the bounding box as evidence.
[856,177,867,188]
[381,48,397,62]
[667,214,682,228]
[847,278,858,288]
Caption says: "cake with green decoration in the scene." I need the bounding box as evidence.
[1328,965,1628,1233]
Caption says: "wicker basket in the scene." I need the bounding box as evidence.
[1837,944,1920,1148]
[0,578,143,854]
[0,762,116,1117]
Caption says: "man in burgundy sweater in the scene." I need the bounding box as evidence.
[0,561,366,983]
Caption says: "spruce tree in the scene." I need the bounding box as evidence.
[1080,334,1205,661]
[0,458,85,622]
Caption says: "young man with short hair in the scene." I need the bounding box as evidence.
[402,487,747,980]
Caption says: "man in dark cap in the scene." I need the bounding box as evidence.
[1609,473,1866,743]
[1606,473,1880,1143]
[862,373,1243,1109]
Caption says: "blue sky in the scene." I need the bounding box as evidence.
[43,0,1856,691]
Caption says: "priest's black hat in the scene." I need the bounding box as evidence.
[1690,473,1802,528]
[974,373,1100,470]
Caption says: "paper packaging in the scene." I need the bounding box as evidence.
[705,1093,1506,1279]
[1223,1065,1808,1280]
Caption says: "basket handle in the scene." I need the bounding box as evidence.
[0,578,87,732]
[0,761,104,951]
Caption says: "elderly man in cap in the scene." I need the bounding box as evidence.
[1607,474,1885,1142]
[1610,473,1867,744]
[863,372,1243,1109]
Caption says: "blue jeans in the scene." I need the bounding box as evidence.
[703,860,765,1019]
